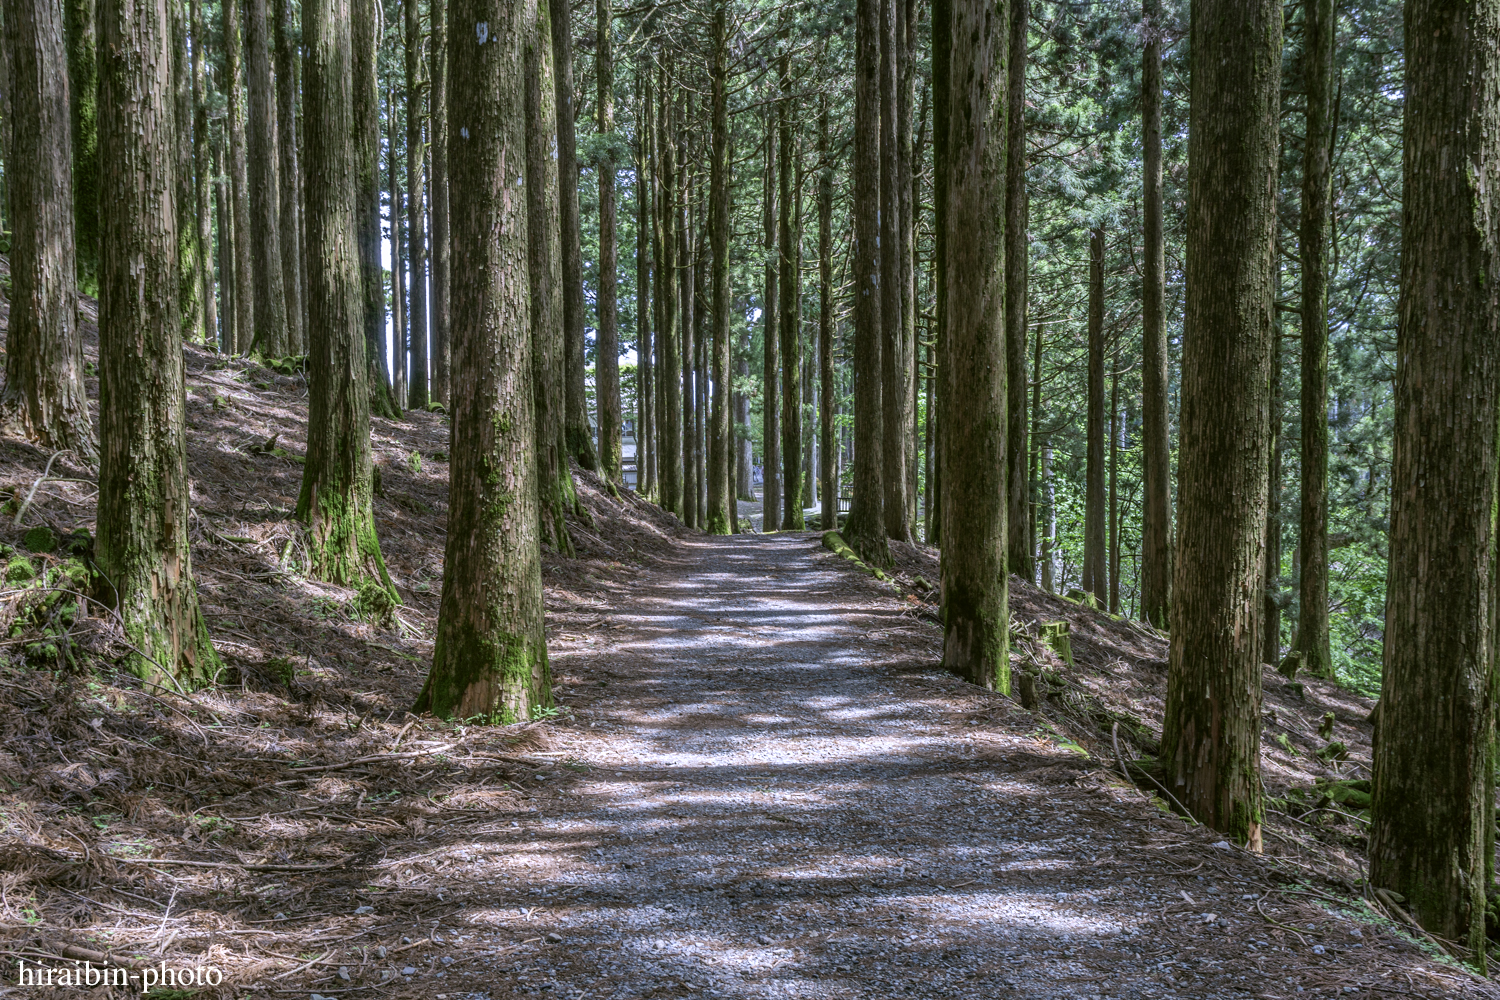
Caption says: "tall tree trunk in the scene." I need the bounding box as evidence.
[549,0,595,469]
[879,0,910,543]
[1108,360,1120,613]
[597,0,623,488]
[213,135,235,350]
[389,88,408,405]
[705,0,731,531]
[929,0,948,549]
[1161,0,1280,849]
[190,0,217,348]
[941,0,1008,692]
[1041,437,1054,591]
[637,78,655,498]
[657,77,682,518]
[297,0,393,591]
[355,0,397,416]
[899,0,917,530]
[225,0,256,351]
[172,0,201,345]
[1004,0,1030,579]
[415,0,547,722]
[527,0,575,555]
[274,0,303,353]
[97,0,219,686]
[1296,0,1334,678]
[1139,0,1171,627]
[1265,322,1283,665]
[1029,322,1044,582]
[1,0,96,456]
[846,0,889,568]
[1083,226,1107,605]
[681,160,698,529]
[761,114,780,530]
[65,0,98,286]
[1370,0,1500,952]
[429,0,450,406]
[245,0,288,356]
[818,97,835,533]
[779,47,803,531]
[404,0,428,408]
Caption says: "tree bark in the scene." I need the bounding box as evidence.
[879,0,910,543]
[245,0,288,356]
[1160,0,1280,849]
[213,134,235,350]
[899,0,917,530]
[1,0,96,457]
[1083,226,1107,605]
[818,97,835,533]
[354,0,397,417]
[680,155,698,530]
[761,113,780,531]
[548,0,594,469]
[597,0,623,487]
[527,0,575,555]
[172,0,201,345]
[1296,0,1334,678]
[1004,0,1030,579]
[1029,321,1044,582]
[388,88,408,406]
[778,46,803,531]
[429,0,450,407]
[941,0,1008,693]
[846,0,889,568]
[929,0,948,549]
[415,0,548,722]
[1369,0,1500,952]
[1139,0,1171,627]
[65,0,98,285]
[657,76,682,518]
[97,0,219,687]
[1265,322,1283,665]
[190,0,217,348]
[274,0,303,353]
[225,0,256,352]
[736,328,753,501]
[1108,360,1120,613]
[636,77,655,498]
[404,0,428,408]
[297,0,393,591]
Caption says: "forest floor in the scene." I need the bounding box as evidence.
[0,300,1493,997]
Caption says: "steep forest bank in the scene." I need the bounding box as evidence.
[0,300,1486,995]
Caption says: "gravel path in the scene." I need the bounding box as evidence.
[383,533,1487,1000]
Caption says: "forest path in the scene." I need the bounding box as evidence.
[404,533,1477,1000]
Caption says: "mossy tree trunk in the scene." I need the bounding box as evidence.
[1370,0,1500,954]
[1,0,96,459]
[1003,0,1030,580]
[97,0,220,688]
[213,135,236,350]
[245,0,288,357]
[171,0,202,345]
[274,0,304,354]
[1139,0,1171,628]
[939,0,1008,694]
[704,0,731,533]
[297,0,395,595]
[636,78,656,498]
[66,0,99,287]
[354,0,398,417]
[526,0,575,556]
[846,0,889,569]
[1160,0,1280,850]
[596,0,623,487]
[414,0,548,722]
[1295,0,1334,679]
[778,43,803,532]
